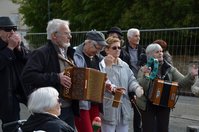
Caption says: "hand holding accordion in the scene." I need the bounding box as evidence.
[62,67,107,103]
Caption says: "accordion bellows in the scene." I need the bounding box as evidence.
[62,67,106,103]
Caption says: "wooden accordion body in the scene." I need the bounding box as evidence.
[149,79,178,108]
[62,67,106,103]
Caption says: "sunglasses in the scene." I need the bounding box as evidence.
[0,27,17,32]
[110,46,121,50]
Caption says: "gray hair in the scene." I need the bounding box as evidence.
[127,28,140,38]
[28,87,59,113]
[145,43,162,59]
[46,19,69,40]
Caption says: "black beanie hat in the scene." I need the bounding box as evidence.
[107,27,123,37]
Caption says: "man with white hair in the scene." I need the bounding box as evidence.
[120,28,146,77]
[22,19,78,129]
[119,28,146,132]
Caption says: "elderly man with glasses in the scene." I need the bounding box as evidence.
[0,16,30,132]
[21,19,78,130]
[74,30,107,132]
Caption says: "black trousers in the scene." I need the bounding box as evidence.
[132,102,142,132]
[1,98,20,132]
[140,104,170,132]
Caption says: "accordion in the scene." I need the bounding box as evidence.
[62,67,106,103]
[148,79,178,108]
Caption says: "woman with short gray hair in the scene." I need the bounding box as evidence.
[21,87,74,132]
[136,43,198,132]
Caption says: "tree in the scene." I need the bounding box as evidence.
[120,0,199,29]
[62,0,134,31]
[13,0,199,32]
[12,0,199,49]
[13,0,63,32]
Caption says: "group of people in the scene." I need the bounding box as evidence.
[0,16,198,132]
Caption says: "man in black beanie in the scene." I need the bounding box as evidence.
[100,26,124,56]
[107,26,123,40]
[0,16,30,132]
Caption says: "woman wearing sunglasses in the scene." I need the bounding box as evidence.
[99,37,144,132]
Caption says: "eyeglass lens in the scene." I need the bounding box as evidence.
[111,46,121,50]
[93,44,104,51]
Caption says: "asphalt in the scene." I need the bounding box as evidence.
[128,95,199,132]
[0,95,199,132]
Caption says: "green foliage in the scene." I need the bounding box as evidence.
[12,0,63,32]
[120,0,199,29]
[12,0,199,48]
[13,0,199,31]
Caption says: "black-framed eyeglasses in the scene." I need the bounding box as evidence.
[0,27,17,32]
[55,31,71,37]
[93,44,104,51]
[110,46,121,50]
[92,40,105,52]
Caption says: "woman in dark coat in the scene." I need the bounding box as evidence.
[21,87,74,132]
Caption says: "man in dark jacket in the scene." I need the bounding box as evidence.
[120,28,146,132]
[0,16,30,132]
[21,19,78,129]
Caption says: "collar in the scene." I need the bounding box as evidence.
[42,112,58,118]
[128,44,138,50]
[101,58,123,69]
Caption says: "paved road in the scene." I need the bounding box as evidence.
[169,96,199,132]
[128,96,199,132]
[1,96,199,132]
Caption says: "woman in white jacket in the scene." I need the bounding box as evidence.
[99,37,143,132]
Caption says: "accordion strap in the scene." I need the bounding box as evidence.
[58,54,76,67]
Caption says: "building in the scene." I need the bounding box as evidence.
[0,0,28,45]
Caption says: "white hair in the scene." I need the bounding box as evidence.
[145,43,162,59]
[46,19,70,40]
[28,87,59,113]
[127,28,140,38]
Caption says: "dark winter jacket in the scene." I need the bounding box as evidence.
[21,40,79,115]
[21,113,74,132]
[120,43,146,74]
